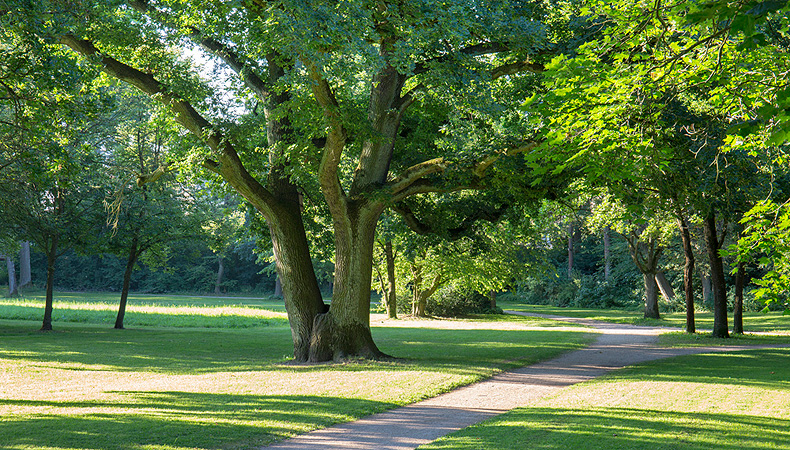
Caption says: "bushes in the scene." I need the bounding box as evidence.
[517,273,641,309]
[394,286,502,317]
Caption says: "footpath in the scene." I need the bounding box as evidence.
[263,311,787,450]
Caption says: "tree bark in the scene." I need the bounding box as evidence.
[273,275,282,298]
[703,212,729,338]
[733,261,745,335]
[384,240,397,319]
[5,256,18,297]
[19,241,31,288]
[567,222,574,278]
[603,226,611,282]
[489,290,497,309]
[700,272,712,305]
[308,204,385,361]
[214,254,224,295]
[42,235,58,331]
[677,215,696,333]
[655,272,675,301]
[115,237,139,329]
[643,272,660,319]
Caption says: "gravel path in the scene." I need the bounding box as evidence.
[262,311,788,450]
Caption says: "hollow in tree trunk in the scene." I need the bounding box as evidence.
[703,212,729,338]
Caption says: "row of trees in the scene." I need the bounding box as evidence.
[2,1,788,360]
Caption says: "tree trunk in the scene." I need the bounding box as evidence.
[677,215,696,333]
[273,275,282,298]
[115,238,139,329]
[703,212,729,338]
[267,201,327,362]
[603,226,611,282]
[700,272,712,305]
[643,272,660,319]
[5,256,17,297]
[42,235,58,331]
[733,261,745,335]
[308,205,385,362]
[410,262,425,317]
[567,222,574,278]
[655,272,675,301]
[489,290,497,309]
[214,254,224,295]
[19,241,31,288]
[384,240,397,319]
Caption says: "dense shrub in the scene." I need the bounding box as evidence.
[426,286,501,317]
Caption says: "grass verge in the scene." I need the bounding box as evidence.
[500,301,790,334]
[421,348,790,450]
[0,293,593,450]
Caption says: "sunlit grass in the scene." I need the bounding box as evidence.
[0,290,289,328]
[500,301,790,334]
[0,299,593,450]
[422,349,790,450]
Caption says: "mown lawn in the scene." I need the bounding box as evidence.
[422,348,790,450]
[0,291,593,450]
[500,301,790,333]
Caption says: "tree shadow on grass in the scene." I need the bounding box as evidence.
[607,349,790,390]
[0,392,395,450]
[427,407,790,450]
[0,322,589,375]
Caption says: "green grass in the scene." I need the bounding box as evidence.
[0,291,593,450]
[0,290,289,328]
[421,348,790,450]
[500,300,790,333]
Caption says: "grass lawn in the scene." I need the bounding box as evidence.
[500,300,790,334]
[421,348,790,450]
[0,291,593,450]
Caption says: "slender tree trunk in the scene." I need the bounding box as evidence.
[567,222,574,278]
[733,261,745,335]
[677,215,696,333]
[410,262,425,317]
[643,272,660,319]
[5,256,17,297]
[214,254,224,295]
[19,241,31,288]
[115,238,139,329]
[700,272,712,305]
[273,275,282,298]
[489,290,497,309]
[384,240,397,319]
[603,226,611,282]
[703,212,729,338]
[42,236,58,331]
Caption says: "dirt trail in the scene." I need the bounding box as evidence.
[262,311,788,450]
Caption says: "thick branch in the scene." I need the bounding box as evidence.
[393,202,509,240]
[306,63,348,213]
[491,60,545,78]
[61,35,278,212]
[127,0,270,101]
